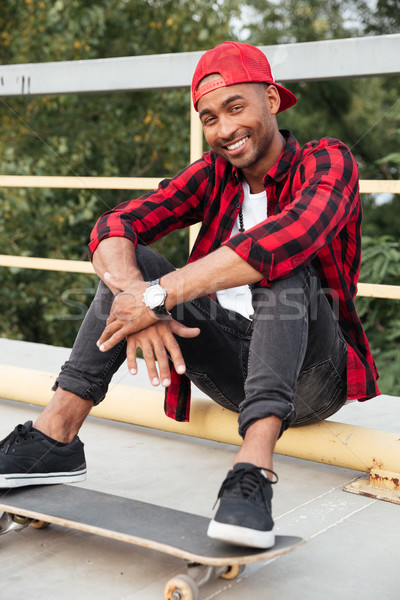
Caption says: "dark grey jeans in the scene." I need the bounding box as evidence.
[54,245,348,438]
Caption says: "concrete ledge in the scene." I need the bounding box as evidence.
[1,363,399,474]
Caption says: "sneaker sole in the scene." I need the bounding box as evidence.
[207,519,275,549]
[0,469,87,489]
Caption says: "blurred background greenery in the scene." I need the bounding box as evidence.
[0,0,399,394]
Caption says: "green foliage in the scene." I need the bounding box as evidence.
[0,268,98,344]
[243,0,400,181]
[243,0,362,43]
[0,0,241,347]
[356,236,400,395]
[356,0,400,35]
[362,194,400,240]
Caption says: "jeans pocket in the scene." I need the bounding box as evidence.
[185,370,240,412]
[293,358,347,426]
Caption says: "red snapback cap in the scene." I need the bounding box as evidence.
[192,41,297,113]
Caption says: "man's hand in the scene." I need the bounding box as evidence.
[126,320,200,387]
[97,273,156,351]
[97,272,200,385]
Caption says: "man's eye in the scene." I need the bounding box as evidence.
[231,105,243,112]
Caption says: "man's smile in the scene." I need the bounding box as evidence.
[225,136,249,151]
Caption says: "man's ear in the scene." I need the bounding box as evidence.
[265,85,281,115]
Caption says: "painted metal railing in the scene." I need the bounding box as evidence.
[0,169,399,300]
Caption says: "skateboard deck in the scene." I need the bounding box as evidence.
[0,485,304,599]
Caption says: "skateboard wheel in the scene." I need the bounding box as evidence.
[12,515,30,526]
[30,520,50,529]
[220,564,245,580]
[164,574,199,600]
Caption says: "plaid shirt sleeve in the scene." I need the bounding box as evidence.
[224,139,359,285]
[88,158,211,258]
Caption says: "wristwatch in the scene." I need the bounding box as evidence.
[142,279,171,318]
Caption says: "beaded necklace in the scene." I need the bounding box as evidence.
[237,205,255,293]
[237,188,267,295]
[238,205,245,233]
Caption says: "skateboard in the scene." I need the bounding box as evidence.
[0,485,304,599]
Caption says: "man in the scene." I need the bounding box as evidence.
[0,42,379,549]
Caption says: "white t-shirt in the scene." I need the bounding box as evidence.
[216,180,267,320]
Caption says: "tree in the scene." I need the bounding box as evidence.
[0,0,242,346]
[242,0,400,179]
[356,0,400,35]
[355,236,400,394]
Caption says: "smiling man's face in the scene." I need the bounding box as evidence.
[197,77,281,180]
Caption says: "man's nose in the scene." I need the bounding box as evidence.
[218,115,238,141]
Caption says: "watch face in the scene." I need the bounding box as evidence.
[144,284,167,309]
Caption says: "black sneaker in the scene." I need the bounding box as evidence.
[0,421,86,488]
[207,463,278,549]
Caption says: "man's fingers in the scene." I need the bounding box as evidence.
[97,320,128,351]
[110,320,196,386]
[162,330,186,375]
[140,332,172,387]
[141,340,161,386]
[169,319,200,338]
[97,331,125,352]
[152,338,172,387]
[97,320,119,348]
[126,336,138,375]
[106,312,116,326]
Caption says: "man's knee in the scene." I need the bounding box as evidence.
[135,244,176,281]
[250,266,327,324]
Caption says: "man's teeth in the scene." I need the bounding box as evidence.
[227,137,248,151]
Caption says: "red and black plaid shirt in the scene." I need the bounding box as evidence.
[89,130,380,421]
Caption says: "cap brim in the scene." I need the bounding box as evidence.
[275,83,297,113]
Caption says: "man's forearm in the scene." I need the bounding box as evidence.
[93,238,263,308]
[92,237,143,294]
[95,243,262,354]
[162,246,263,310]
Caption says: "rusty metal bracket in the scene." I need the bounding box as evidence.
[344,468,400,505]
